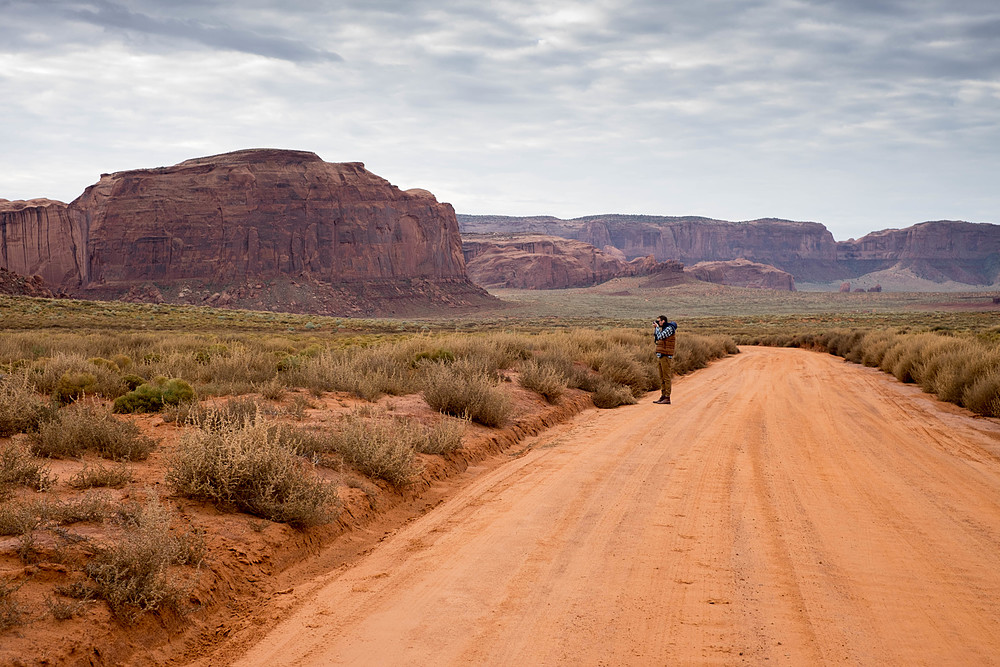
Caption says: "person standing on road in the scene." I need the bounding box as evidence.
[653,315,677,404]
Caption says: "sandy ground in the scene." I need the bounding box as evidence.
[200,347,1000,666]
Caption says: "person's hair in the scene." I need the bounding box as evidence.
[657,315,668,323]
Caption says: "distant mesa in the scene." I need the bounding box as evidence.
[458,214,1000,289]
[462,234,681,289]
[686,259,795,291]
[0,150,495,316]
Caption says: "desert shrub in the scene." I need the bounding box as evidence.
[68,462,133,489]
[37,491,124,525]
[0,442,53,492]
[31,405,156,461]
[518,359,566,403]
[88,357,120,372]
[963,370,1000,417]
[0,372,52,436]
[121,374,146,391]
[258,377,287,401]
[587,346,654,397]
[84,495,190,623]
[166,419,336,527]
[46,596,90,621]
[53,371,98,404]
[328,412,422,485]
[0,503,37,536]
[418,418,466,455]
[113,378,195,414]
[0,580,25,632]
[591,381,637,409]
[184,396,272,432]
[421,360,512,427]
[32,353,126,400]
[411,348,456,367]
[295,347,416,401]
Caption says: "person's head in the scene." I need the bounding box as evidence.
[657,315,668,325]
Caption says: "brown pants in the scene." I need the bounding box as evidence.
[658,355,672,399]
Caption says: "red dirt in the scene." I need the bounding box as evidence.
[198,347,1000,666]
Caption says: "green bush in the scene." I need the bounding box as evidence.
[113,378,195,413]
[166,419,336,527]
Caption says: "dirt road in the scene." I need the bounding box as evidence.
[221,347,1000,666]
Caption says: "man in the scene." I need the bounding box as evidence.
[653,315,677,404]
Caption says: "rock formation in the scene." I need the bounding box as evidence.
[459,214,1000,287]
[836,221,1000,285]
[1,150,495,315]
[462,234,671,289]
[686,259,795,291]
[0,266,54,298]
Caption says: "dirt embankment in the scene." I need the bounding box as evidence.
[203,348,1000,666]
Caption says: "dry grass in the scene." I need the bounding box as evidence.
[84,495,196,623]
[324,412,423,486]
[0,372,53,437]
[421,359,512,427]
[0,442,53,494]
[68,462,134,490]
[30,404,156,461]
[166,419,337,527]
[518,359,567,403]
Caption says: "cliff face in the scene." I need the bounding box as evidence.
[837,221,1000,284]
[0,198,86,287]
[463,234,671,289]
[2,150,493,314]
[459,214,1000,285]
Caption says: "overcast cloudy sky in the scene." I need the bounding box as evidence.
[1,0,997,240]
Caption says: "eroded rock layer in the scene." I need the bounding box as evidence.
[463,234,672,289]
[1,150,494,314]
[459,214,1000,286]
[685,259,796,291]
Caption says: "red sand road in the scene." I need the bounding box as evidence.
[220,347,1000,665]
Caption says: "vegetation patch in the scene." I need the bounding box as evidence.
[113,378,195,414]
[30,404,156,461]
[166,419,337,527]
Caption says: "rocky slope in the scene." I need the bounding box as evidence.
[0,266,55,298]
[463,234,670,289]
[1,150,494,315]
[685,259,796,291]
[458,214,1000,287]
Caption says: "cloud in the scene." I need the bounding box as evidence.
[0,0,998,239]
[2,0,342,62]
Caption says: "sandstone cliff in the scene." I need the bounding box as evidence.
[685,259,796,291]
[836,221,1000,285]
[1,150,495,315]
[462,234,671,289]
[459,214,1000,286]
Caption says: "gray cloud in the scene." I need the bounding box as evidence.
[0,0,997,239]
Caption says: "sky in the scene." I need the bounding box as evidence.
[1,1,998,241]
